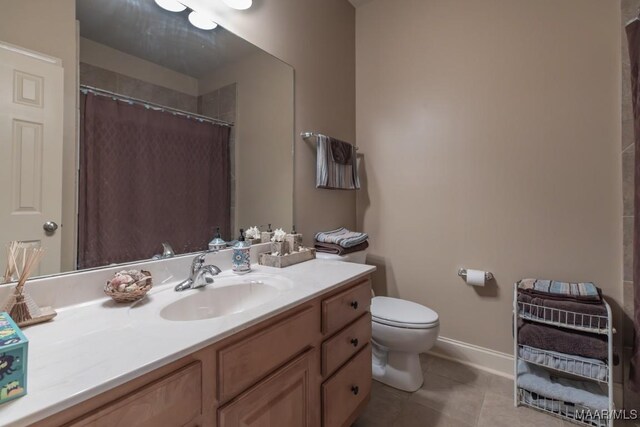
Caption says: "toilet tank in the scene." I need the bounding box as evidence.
[315,250,368,264]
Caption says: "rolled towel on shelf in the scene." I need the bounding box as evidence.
[314,227,368,248]
[517,293,608,329]
[518,322,611,363]
[517,360,608,411]
[314,240,369,255]
[518,345,608,381]
[517,278,602,303]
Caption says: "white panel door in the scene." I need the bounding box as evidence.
[0,42,64,277]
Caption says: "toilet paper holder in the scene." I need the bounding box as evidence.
[458,268,494,281]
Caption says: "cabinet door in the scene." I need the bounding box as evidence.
[68,362,202,427]
[218,350,314,427]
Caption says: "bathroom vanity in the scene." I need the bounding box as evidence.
[0,254,375,427]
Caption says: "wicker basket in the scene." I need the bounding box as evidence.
[104,270,153,303]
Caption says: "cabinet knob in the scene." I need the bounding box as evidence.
[351,385,359,395]
[350,300,359,310]
[350,338,359,347]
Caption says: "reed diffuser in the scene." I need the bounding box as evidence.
[2,241,19,284]
[2,243,57,326]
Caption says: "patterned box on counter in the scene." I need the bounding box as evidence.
[0,312,28,404]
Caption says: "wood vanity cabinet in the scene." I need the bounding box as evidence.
[34,276,372,427]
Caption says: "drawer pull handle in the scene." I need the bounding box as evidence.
[350,300,359,310]
[350,338,359,347]
[351,385,360,395]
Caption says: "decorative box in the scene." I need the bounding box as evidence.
[0,312,28,404]
[259,248,316,268]
[271,241,290,256]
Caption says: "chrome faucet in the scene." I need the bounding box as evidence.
[174,250,222,292]
[152,242,175,260]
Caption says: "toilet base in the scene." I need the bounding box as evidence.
[371,342,424,392]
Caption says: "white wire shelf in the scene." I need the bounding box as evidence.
[517,388,610,427]
[517,301,609,335]
[518,345,608,383]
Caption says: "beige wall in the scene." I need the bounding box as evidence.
[199,52,294,234]
[356,0,622,360]
[184,0,357,242]
[79,38,199,96]
[621,0,640,409]
[0,0,78,271]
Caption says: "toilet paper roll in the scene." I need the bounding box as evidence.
[466,269,486,287]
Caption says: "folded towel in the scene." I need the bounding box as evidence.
[314,240,369,255]
[519,345,608,381]
[517,360,608,411]
[315,227,368,248]
[518,322,609,362]
[517,293,608,329]
[316,135,360,190]
[517,278,602,303]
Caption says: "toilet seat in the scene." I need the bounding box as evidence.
[371,296,439,329]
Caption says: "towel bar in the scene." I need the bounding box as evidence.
[300,131,359,151]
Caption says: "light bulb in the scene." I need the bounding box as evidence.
[154,0,187,12]
[188,11,218,30]
[222,0,252,10]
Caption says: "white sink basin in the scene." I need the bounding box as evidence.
[159,275,293,321]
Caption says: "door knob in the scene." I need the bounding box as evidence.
[43,221,58,233]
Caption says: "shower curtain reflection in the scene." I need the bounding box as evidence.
[77,92,231,269]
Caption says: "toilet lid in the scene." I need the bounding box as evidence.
[371,296,439,328]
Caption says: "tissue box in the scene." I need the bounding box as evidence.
[0,312,28,404]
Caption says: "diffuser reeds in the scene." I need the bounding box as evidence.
[2,242,56,326]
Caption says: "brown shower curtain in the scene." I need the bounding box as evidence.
[628,20,640,390]
[78,93,231,269]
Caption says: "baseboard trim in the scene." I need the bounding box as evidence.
[428,336,514,379]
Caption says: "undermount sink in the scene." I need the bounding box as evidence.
[159,275,293,321]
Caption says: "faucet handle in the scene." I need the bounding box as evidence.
[191,250,220,273]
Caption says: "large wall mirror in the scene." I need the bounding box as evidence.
[0,0,294,281]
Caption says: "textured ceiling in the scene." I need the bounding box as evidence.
[76,0,260,78]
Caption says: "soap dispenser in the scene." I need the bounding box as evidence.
[285,225,302,252]
[232,228,251,274]
[208,227,227,252]
[261,224,275,243]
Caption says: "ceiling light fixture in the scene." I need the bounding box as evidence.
[188,11,218,30]
[154,0,187,12]
[222,0,253,10]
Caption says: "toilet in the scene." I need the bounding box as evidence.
[316,250,440,392]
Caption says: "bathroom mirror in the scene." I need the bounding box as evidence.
[0,0,294,280]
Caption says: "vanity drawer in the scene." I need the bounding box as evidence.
[218,305,318,402]
[322,345,372,427]
[322,313,371,377]
[322,279,371,335]
[67,362,202,427]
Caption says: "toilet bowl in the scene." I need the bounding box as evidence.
[371,296,439,391]
[316,249,440,392]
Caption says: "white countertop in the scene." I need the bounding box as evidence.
[1,259,375,426]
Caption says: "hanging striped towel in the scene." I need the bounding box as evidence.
[316,135,360,190]
[315,227,368,248]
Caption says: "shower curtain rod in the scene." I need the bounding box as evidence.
[79,85,234,128]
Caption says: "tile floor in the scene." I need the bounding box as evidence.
[353,354,640,427]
